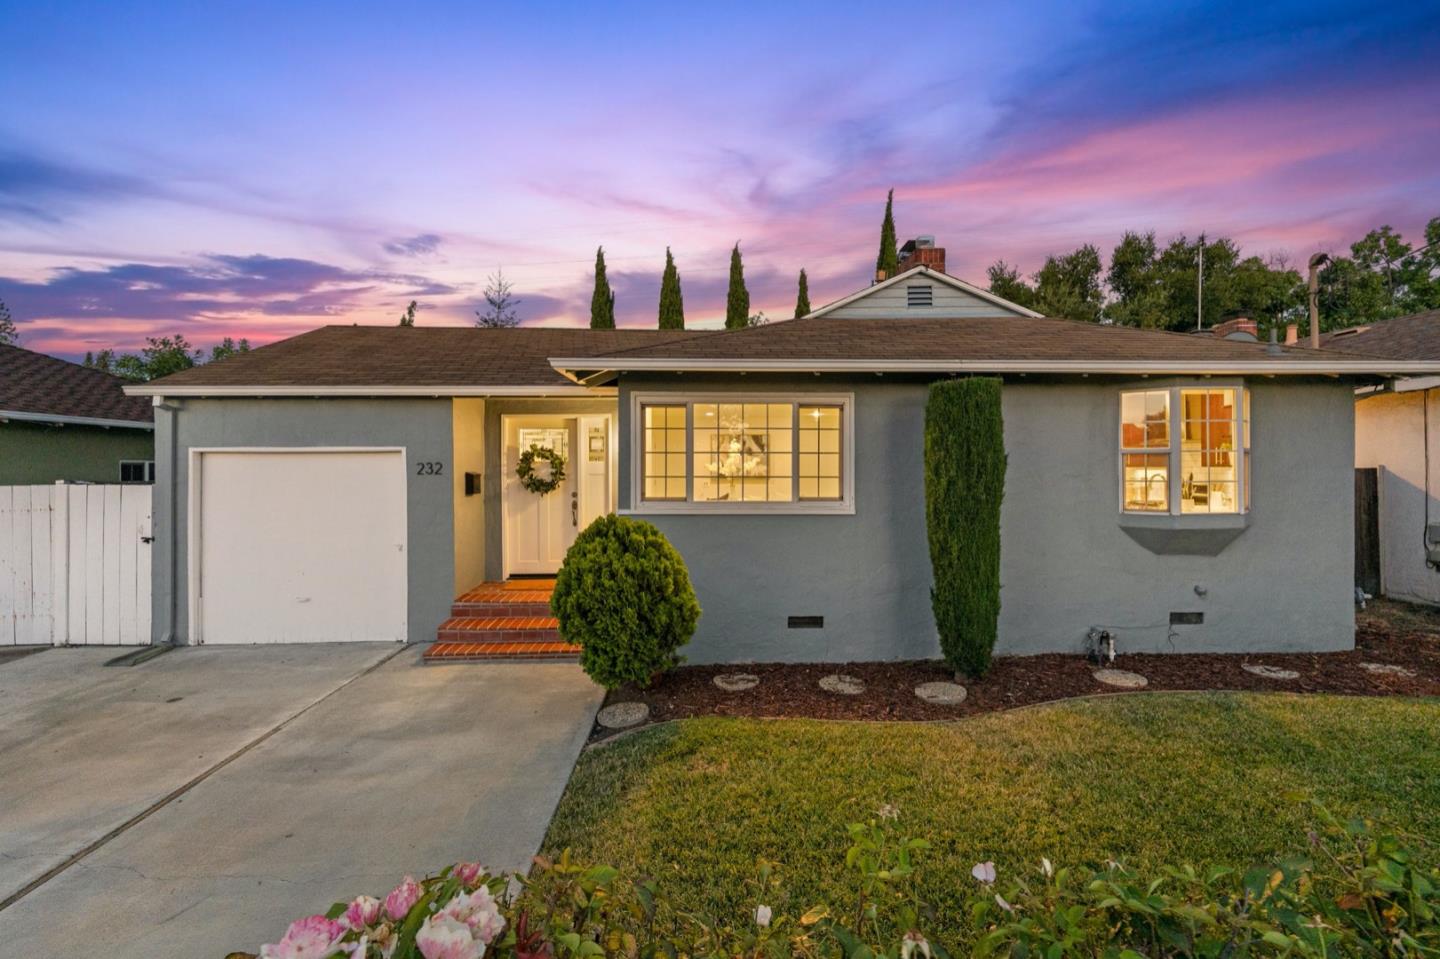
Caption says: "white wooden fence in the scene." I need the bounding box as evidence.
[0,484,152,646]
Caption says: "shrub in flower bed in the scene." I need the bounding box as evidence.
[241,803,1436,959]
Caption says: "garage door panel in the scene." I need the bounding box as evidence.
[197,450,407,644]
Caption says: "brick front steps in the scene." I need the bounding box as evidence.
[425,579,580,664]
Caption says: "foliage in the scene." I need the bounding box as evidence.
[924,378,1005,678]
[0,298,17,345]
[210,337,251,362]
[550,515,700,689]
[590,247,615,329]
[877,188,899,278]
[725,242,750,330]
[80,335,244,379]
[399,300,418,327]
[243,805,1439,959]
[476,270,522,328]
[658,247,685,329]
[1033,243,1105,323]
[984,261,1037,311]
[515,445,566,496]
[1319,217,1440,329]
[794,268,811,318]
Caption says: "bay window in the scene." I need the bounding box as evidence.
[1120,386,1249,515]
[635,394,852,511]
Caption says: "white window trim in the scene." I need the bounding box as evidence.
[119,459,155,483]
[1117,382,1248,516]
[625,391,855,515]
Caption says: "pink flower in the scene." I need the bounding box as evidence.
[344,895,382,931]
[440,887,506,945]
[416,914,484,959]
[384,876,423,921]
[453,862,486,887]
[259,915,346,959]
[971,861,996,884]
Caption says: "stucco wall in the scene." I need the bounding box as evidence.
[151,397,455,644]
[452,399,487,594]
[1354,389,1440,605]
[0,420,154,484]
[619,374,1357,663]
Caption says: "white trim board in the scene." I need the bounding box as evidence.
[551,357,1440,377]
[0,408,154,430]
[126,384,613,398]
[804,266,1045,319]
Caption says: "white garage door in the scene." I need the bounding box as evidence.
[194,449,408,644]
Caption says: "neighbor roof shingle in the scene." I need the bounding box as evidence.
[135,326,706,390]
[0,344,153,424]
[1320,310,1440,360]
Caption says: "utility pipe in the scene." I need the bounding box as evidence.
[1308,252,1331,350]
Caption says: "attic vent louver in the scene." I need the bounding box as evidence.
[906,285,933,307]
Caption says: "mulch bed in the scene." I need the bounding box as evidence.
[591,599,1440,742]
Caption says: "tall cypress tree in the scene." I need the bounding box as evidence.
[794,268,811,318]
[725,242,750,329]
[590,246,615,329]
[876,189,899,279]
[658,248,685,329]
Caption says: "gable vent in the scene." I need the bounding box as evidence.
[906,285,933,307]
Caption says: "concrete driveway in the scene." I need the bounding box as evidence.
[0,645,603,958]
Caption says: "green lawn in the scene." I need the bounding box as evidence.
[544,693,1440,938]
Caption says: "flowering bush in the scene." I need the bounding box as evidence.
[241,803,1436,959]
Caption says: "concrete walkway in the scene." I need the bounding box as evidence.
[0,646,603,958]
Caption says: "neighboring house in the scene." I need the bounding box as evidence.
[125,269,1440,659]
[1322,309,1440,605]
[0,343,154,484]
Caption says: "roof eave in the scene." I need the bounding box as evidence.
[548,357,1440,377]
[0,408,154,430]
[123,383,614,398]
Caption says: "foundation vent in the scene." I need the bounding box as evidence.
[787,615,824,629]
[1170,611,1204,625]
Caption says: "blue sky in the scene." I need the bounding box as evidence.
[1,0,1437,356]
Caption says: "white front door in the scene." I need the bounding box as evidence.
[503,417,580,575]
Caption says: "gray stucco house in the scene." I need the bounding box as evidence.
[125,267,1440,661]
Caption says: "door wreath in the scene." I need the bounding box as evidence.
[516,444,566,495]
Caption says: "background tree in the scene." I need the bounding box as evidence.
[724,243,750,330]
[746,311,769,327]
[0,299,17,346]
[985,261,1037,310]
[590,247,615,329]
[1032,244,1104,323]
[82,350,116,372]
[794,268,811,318]
[1319,218,1440,328]
[475,270,521,328]
[209,337,251,362]
[657,247,685,329]
[398,300,417,327]
[876,189,899,279]
[113,335,204,381]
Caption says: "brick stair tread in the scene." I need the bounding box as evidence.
[438,616,559,631]
[424,639,580,663]
[451,602,553,618]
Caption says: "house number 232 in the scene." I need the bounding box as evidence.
[415,461,444,476]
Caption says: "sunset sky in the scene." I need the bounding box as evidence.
[2,0,1438,358]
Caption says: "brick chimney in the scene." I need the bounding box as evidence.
[1284,322,1299,346]
[888,236,946,278]
[1212,316,1259,341]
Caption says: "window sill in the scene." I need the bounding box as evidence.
[621,502,855,517]
[1118,512,1249,556]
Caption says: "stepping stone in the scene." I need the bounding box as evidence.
[713,672,760,692]
[819,673,865,695]
[596,701,650,729]
[1242,663,1300,680]
[1093,668,1148,689]
[1360,662,1417,678]
[914,681,968,705]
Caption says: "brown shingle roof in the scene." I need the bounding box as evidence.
[0,344,153,424]
[1320,310,1440,360]
[565,315,1368,365]
[133,326,705,392]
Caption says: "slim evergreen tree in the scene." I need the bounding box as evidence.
[794,268,811,318]
[590,246,615,329]
[658,248,685,329]
[725,242,750,330]
[876,189,899,279]
[398,300,417,327]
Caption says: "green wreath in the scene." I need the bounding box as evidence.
[516,444,566,495]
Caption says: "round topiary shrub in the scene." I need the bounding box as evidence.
[551,514,700,689]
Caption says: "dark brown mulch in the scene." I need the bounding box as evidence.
[592,599,1440,741]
